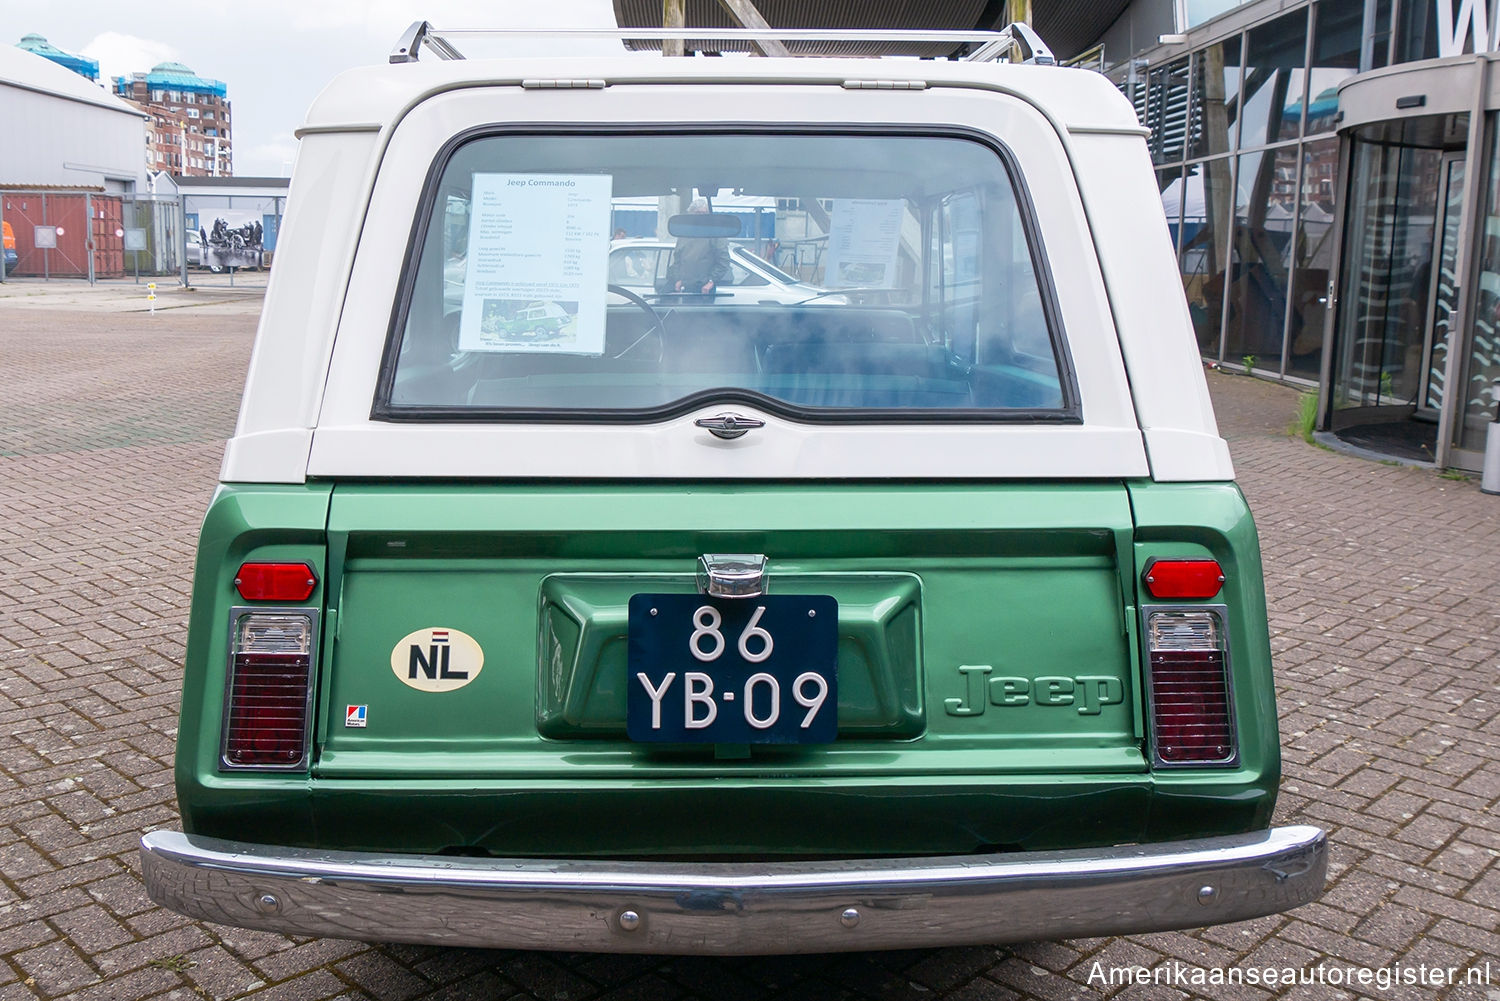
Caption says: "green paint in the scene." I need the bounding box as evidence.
[175,480,1279,856]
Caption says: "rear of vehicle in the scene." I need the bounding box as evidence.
[142,51,1324,953]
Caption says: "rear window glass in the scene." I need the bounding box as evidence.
[379,132,1075,421]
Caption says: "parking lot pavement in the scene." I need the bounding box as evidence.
[1,301,1497,1001]
[0,277,266,314]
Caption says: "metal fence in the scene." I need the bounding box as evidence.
[0,188,284,287]
[0,190,184,283]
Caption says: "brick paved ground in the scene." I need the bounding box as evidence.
[1,299,1497,1001]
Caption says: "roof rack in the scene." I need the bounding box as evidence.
[389,22,1055,66]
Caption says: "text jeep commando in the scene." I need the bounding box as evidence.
[140,21,1327,954]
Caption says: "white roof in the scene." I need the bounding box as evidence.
[299,56,1141,136]
[0,44,145,119]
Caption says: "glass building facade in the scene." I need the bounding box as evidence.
[1111,0,1500,471]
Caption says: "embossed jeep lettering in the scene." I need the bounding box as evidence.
[944,665,1126,717]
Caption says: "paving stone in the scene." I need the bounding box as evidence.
[234,970,351,1001]
[13,941,100,996]
[5,309,1500,1001]
[330,953,432,1001]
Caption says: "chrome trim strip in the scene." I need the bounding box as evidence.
[293,124,383,139]
[141,826,1326,954]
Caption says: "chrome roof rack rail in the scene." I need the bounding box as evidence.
[962,23,1055,65]
[389,22,1056,65]
[391,21,464,64]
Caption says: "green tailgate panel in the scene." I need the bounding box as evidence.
[319,483,1142,780]
[176,482,1286,857]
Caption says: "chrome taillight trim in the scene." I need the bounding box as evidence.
[1140,604,1238,769]
[219,606,320,772]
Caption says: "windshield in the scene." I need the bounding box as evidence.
[382,132,1073,420]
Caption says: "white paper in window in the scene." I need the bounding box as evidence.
[822,198,903,289]
[459,173,612,354]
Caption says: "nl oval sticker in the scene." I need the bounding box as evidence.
[391,627,483,692]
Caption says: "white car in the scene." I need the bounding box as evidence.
[608,238,843,304]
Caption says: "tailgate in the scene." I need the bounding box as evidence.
[318,482,1142,782]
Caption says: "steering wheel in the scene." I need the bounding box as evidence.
[607,283,667,361]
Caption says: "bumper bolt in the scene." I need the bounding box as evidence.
[254,893,280,914]
[618,909,641,931]
[840,907,860,928]
[1197,885,1217,906]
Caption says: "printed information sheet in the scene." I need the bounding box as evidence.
[822,198,904,289]
[459,173,612,354]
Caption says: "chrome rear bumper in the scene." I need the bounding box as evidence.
[140,826,1326,954]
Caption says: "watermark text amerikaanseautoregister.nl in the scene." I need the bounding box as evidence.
[1088,960,1494,991]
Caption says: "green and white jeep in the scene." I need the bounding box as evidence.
[140,22,1327,955]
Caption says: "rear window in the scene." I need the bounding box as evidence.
[378,131,1076,422]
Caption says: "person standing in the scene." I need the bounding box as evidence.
[664,198,730,294]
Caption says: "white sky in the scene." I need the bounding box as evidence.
[4,0,621,176]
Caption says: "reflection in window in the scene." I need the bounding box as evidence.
[1287,138,1339,379]
[1224,146,1300,369]
[1185,0,1254,28]
[1369,0,1394,69]
[1333,141,1443,410]
[1463,118,1500,451]
[1241,11,1308,147]
[1160,168,1186,255]
[1148,59,1192,165]
[1307,0,1361,135]
[1396,0,1439,62]
[1180,159,1235,358]
[1189,36,1242,159]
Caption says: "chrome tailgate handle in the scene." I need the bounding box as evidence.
[697,554,768,598]
[694,413,764,440]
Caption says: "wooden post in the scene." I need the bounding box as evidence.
[1007,0,1032,61]
[663,0,685,57]
[716,0,792,56]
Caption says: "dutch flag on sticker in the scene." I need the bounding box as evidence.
[345,705,368,728]
[431,631,450,644]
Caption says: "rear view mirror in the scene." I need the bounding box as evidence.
[667,213,742,239]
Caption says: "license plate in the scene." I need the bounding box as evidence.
[627,593,838,743]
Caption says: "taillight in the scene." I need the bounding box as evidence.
[1146,610,1235,766]
[234,562,317,602]
[1142,559,1224,600]
[222,610,317,770]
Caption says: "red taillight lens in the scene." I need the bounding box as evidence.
[1143,559,1224,600]
[1147,611,1235,765]
[223,613,313,769]
[235,562,317,602]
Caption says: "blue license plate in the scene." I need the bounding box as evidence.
[627,593,838,743]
